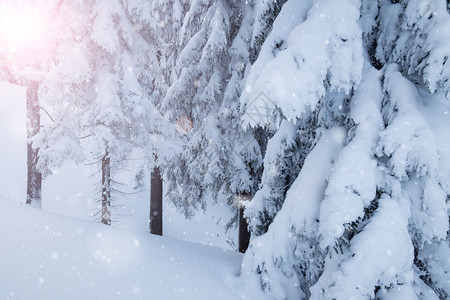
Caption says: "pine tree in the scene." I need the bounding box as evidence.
[240,0,450,298]
[37,0,171,225]
[162,0,264,227]
[123,0,186,234]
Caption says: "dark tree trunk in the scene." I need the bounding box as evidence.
[238,193,251,253]
[150,165,163,236]
[26,80,42,208]
[101,152,112,225]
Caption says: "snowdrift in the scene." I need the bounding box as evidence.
[0,199,242,299]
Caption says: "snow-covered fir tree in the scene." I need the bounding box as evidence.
[37,0,172,225]
[240,0,450,299]
[162,0,264,223]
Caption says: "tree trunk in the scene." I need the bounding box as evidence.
[150,165,163,235]
[26,80,42,208]
[101,152,112,225]
[238,193,251,253]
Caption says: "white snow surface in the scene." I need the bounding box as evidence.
[0,198,243,300]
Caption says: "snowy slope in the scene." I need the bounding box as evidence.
[0,199,243,300]
[42,162,238,251]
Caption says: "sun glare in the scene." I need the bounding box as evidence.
[0,2,48,59]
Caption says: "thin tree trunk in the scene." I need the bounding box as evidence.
[238,193,251,253]
[101,152,112,225]
[150,165,163,235]
[26,80,42,208]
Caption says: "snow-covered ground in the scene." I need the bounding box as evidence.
[0,198,243,299]
[42,161,238,251]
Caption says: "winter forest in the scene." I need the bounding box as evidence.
[0,0,449,299]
